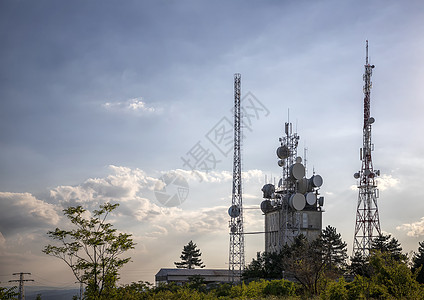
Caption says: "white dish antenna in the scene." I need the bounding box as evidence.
[289,193,306,211]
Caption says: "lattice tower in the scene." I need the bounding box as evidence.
[353,41,381,256]
[228,73,245,282]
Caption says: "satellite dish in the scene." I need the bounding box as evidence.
[276,145,290,159]
[296,156,302,163]
[228,205,240,218]
[296,178,308,194]
[305,192,316,206]
[262,184,275,199]
[230,224,237,233]
[354,172,360,179]
[289,163,305,180]
[368,117,375,124]
[260,200,273,213]
[310,175,323,188]
[289,193,306,211]
[278,160,285,167]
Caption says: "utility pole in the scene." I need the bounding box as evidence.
[9,272,34,300]
[353,40,381,256]
[228,73,245,282]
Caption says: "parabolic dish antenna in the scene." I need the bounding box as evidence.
[290,163,305,180]
[228,205,240,218]
[276,145,290,159]
[296,178,308,194]
[289,193,306,211]
[310,174,323,188]
[260,200,273,213]
[305,192,317,205]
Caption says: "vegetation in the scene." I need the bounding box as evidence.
[174,240,205,269]
[39,216,424,299]
[43,202,135,299]
[0,285,18,299]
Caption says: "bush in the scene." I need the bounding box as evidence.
[263,279,296,296]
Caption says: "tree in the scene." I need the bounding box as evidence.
[174,241,205,269]
[412,241,424,284]
[283,235,324,295]
[371,234,406,262]
[0,285,18,299]
[319,225,348,275]
[243,251,285,280]
[43,203,135,299]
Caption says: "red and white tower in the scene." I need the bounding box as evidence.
[353,41,381,255]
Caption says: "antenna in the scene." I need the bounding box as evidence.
[353,41,381,256]
[228,73,245,282]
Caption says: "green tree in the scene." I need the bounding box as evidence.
[0,285,18,299]
[349,251,371,277]
[319,225,348,276]
[371,234,406,262]
[43,203,135,299]
[284,235,324,295]
[174,240,205,269]
[412,241,424,284]
[242,251,285,280]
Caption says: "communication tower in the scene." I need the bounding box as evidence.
[261,120,324,252]
[353,41,381,255]
[228,73,245,282]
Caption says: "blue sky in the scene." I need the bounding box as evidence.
[1,0,424,287]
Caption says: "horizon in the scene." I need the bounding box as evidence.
[2,0,424,288]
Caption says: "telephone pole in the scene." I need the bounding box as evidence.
[9,272,34,300]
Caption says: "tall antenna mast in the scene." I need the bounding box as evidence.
[228,73,245,282]
[353,41,381,256]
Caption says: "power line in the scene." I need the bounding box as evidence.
[9,272,34,300]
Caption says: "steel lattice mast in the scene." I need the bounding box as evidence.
[353,41,381,256]
[228,73,245,282]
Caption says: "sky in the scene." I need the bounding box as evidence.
[1,0,424,288]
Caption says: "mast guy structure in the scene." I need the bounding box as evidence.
[228,73,245,282]
[353,41,381,255]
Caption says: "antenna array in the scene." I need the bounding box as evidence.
[228,73,245,282]
[353,41,382,255]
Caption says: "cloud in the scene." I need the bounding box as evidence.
[50,165,160,206]
[0,192,60,236]
[397,217,424,237]
[349,174,400,192]
[377,174,400,191]
[103,97,162,114]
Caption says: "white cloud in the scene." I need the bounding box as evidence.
[103,97,161,114]
[377,174,400,191]
[0,192,60,236]
[397,217,424,237]
[50,165,160,205]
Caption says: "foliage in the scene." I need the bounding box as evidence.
[412,240,424,284]
[283,235,324,296]
[319,225,348,276]
[0,285,18,300]
[320,277,348,300]
[242,251,285,280]
[42,202,135,299]
[371,234,407,262]
[262,279,297,297]
[174,240,205,269]
[348,251,371,277]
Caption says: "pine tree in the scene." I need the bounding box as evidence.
[412,241,424,283]
[174,240,205,269]
[371,234,406,262]
[320,225,348,272]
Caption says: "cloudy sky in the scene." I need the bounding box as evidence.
[2,0,424,288]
